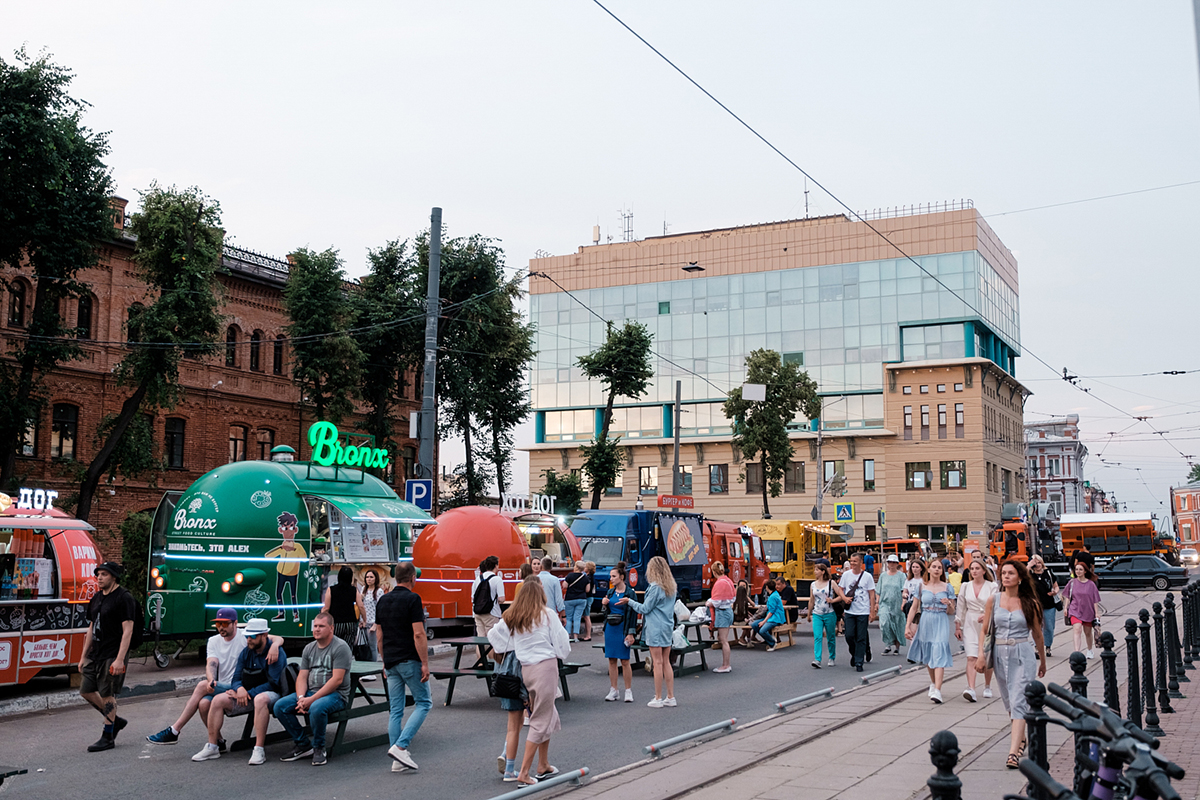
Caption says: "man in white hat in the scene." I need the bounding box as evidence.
[193,618,288,765]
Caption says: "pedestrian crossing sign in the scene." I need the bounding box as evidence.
[835,502,855,523]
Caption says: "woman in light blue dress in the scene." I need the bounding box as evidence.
[618,556,677,709]
[904,558,956,703]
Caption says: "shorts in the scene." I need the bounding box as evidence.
[80,658,127,698]
[714,608,734,629]
[203,681,235,701]
[224,691,280,717]
[1069,616,1094,627]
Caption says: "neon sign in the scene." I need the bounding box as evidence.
[308,422,391,469]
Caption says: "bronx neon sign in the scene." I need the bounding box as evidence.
[308,422,391,469]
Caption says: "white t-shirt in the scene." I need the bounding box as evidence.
[470,571,506,617]
[486,609,571,666]
[838,569,876,616]
[207,631,247,684]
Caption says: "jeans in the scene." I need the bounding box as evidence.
[274,690,346,749]
[387,660,432,750]
[812,612,837,663]
[565,599,588,637]
[1042,607,1057,650]
[752,619,779,647]
[844,613,869,667]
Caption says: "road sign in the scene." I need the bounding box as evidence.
[405,479,434,511]
[834,502,855,523]
[657,494,694,509]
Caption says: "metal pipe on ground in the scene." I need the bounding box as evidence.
[775,687,834,712]
[644,719,737,757]
[485,768,590,800]
[860,665,902,684]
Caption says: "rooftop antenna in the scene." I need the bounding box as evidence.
[663,211,670,236]
[804,176,810,218]
[619,205,634,242]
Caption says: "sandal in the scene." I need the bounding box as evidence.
[1006,753,1020,770]
[1016,740,1027,759]
[536,766,560,778]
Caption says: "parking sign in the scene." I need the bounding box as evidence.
[405,479,433,511]
[834,502,855,523]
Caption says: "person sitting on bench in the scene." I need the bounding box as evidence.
[750,581,786,651]
[274,612,352,766]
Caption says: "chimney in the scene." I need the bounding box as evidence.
[109,196,128,231]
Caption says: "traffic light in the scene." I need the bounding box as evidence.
[827,474,847,497]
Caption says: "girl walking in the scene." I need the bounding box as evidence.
[561,562,591,643]
[1063,561,1101,658]
[601,562,637,702]
[954,559,996,701]
[807,560,847,668]
[581,562,597,641]
[877,555,907,656]
[705,562,735,673]
[905,558,956,703]
[1029,556,1060,657]
[619,556,677,708]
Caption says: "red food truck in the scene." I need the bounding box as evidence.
[701,520,769,598]
[0,489,106,687]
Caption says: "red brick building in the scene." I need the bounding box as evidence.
[1170,482,1200,544]
[1,198,420,557]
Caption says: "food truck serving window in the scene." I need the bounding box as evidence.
[302,494,429,563]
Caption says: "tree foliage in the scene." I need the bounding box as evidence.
[540,468,585,516]
[1187,463,1200,485]
[577,322,653,508]
[119,511,152,610]
[722,349,821,518]
[0,48,114,487]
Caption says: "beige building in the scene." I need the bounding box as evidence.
[524,206,1027,546]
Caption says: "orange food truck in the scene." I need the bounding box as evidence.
[0,488,107,687]
[701,520,768,597]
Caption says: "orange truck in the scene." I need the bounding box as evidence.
[1056,513,1172,566]
[701,520,768,598]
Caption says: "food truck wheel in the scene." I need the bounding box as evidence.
[154,649,171,669]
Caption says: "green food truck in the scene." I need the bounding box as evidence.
[146,426,432,666]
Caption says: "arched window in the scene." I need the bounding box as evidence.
[228,424,248,462]
[77,295,93,340]
[249,330,263,372]
[273,335,285,376]
[8,281,28,328]
[51,403,79,460]
[225,326,239,367]
[127,303,144,343]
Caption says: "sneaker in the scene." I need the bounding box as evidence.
[647,698,664,708]
[311,747,327,766]
[856,664,864,672]
[828,659,836,667]
[983,686,993,699]
[931,688,943,704]
[766,645,777,652]
[87,733,115,753]
[811,661,822,669]
[147,727,179,745]
[361,675,376,682]
[392,761,409,773]
[191,743,221,762]
[713,666,731,673]
[280,744,314,762]
[569,637,577,643]
[1086,650,1094,660]
[498,755,506,774]
[662,697,677,707]
[249,746,266,766]
[929,683,936,697]
[216,737,227,754]
[503,771,521,782]
[604,688,619,702]
[388,745,418,770]
[963,688,977,703]
[624,689,633,703]
[1046,648,1052,657]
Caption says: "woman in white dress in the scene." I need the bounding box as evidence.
[954,559,996,702]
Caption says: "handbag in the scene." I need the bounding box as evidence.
[606,613,626,626]
[490,651,524,700]
[982,601,996,670]
[352,626,372,661]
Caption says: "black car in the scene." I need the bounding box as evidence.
[1095,555,1189,591]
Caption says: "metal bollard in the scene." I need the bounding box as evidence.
[1125,619,1141,729]
[1182,585,1195,671]
[1024,681,1051,778]
[1165,593,1188,685]
[1190,582,1200,665]
[926,730,962,800]
[1139,609,1165,736]
[1066,655,1091,798]
[1099,631,1120,714]
[1152,602,1174,712]
[1068,651,1088,698]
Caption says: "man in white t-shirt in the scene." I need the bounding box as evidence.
[838,554,877,672]
[470,556,505,661]
[147,607,280,747]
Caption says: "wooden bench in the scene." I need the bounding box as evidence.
[431,661,591,706]
[0,766,27,789]
[730,621,796,648]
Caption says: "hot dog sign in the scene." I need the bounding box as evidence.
[659,514,706,566]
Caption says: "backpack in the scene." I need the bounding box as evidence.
[473,573,496,615]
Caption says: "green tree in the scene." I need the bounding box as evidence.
[474,284,534,497]
[722,348,821,518]
[283,248,364,430]
[577,321,654,508]
[119,510,152,610]
[1187,463,1200,484]
[0,49,114,487]
[76,185,226,521]
[539,468,585,516]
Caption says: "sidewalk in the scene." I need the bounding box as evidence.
[552,591,1171,800]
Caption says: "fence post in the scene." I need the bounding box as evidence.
[1125,618,1141,729]
[1140,608,1165,736]
[1152,602,1175,712]
[1024,682,1051,790]
[1190,582,1200,665]
[1099,631,1119,714]
[926,730,962,800]
[1165,593,1187,692]
[1182,585,1195,671]
[1069,651,1088,697]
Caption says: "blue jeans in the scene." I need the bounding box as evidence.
[274,690,346,749]
[1042,607,1057,650]
[752,620,779,647]
[812,612,837,663]
[387,660,432,750]
[565,599,588,636]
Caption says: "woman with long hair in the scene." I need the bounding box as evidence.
[487,579,571,785]
[1063,560,1101,658]
[581,562,597,641]
[806,560,848,668]
[561,561,591,643]
[323,565,366,651]
[1028,556,1061,657]
[732,579,756,646]
[978,559,1046,769]
[360,567,387,662]
[954,559,996,701]
[905,558,956,703]
[705,562,736,673]
[601,561,637,701]
[619,556,677,708]
[902,560,926,619]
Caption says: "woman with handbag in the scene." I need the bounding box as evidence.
[487,579,571,785]
[954,559,996,702]
[617,556,677,708]
[705,562,736,673]
[977,559,1046,769]
[1063,560,1101,658]
[905,558,956,703]
[323,566,366,652]
[601,562,637,702]
[806,560,847,668]
[1028,556,1060,657]
[561,562,591,643]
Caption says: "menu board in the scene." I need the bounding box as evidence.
[343,521,390,562]
[659,514,706,567]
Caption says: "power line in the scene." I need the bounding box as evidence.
[989,180,1200,217]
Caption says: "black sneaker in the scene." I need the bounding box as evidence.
[147,727,179,745]
[87,732,115,752]
[280,744,314,762]
[217,737,227,754]
[856,664,865,672]
[311,747,327,766]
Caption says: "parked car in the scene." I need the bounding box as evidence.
[1179,547,1199,567]
[1095,555,1189,591]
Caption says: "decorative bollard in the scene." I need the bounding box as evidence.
[1068,651,1088,698]
[1099,631,1120,714]
[926,730,962,800]
[1181,585,1195,671]
[1190,582,1200,666]
[1164,594,1186,694]
[1024,681,1051,800]
[1125,618,1141,730]
[1139,609,1165,737]
[1067,655,1091,799]
[1152,602,1175,712]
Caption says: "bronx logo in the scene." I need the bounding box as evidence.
[173,507,218,532]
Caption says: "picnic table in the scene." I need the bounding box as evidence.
[0,766,26,789]
[595,619,712,677]
[431,635,590,705]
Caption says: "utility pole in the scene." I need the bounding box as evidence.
[672,380,681,494]
[417,207,441,481]
[814,422,824,520]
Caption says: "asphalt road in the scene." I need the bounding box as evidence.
[0,623,895,800]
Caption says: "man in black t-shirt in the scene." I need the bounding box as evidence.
[1070,547,1095,572]
[375,562,431,772]
[79,561,138,752]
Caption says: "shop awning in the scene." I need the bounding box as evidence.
[308,494,432,525]
[0,515,96,531]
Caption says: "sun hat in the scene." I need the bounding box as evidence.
[244,618,270,636]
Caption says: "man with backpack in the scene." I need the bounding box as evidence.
[79,561,138,752]
[471,556,505,659]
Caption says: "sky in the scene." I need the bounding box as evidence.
[5,2,1199,519]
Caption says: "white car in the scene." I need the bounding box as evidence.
[1180,547,1199,567]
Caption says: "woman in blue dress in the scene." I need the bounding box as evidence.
[601,562,638,703]
[904,557,956,703]
[618,556,677,708]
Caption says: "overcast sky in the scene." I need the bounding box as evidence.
[6,2,1199,518]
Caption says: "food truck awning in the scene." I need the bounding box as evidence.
[309,494,432,525]
[0,514,96,531]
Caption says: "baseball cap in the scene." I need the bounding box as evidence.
[94,561,124,578]
[244,618,270,636]
[212,607,238,625]
[886,554,900,563]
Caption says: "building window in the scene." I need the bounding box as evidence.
[709,464,729,494]
[51,403,78,460]
[902,386,912,395]
[823,459,845,482]
[785,461,805,493]
[77,295,93,339]
[1047,456,1061,476]
[165,418,186,469]
[256,428,275,460]
[249,330,263,372]
[402,446,417,480]
[906,461,932,490]
[782,352,804,367]
[940,460,966,489]
[746,462,764,494]
[605,469,624,496]
[638,466,658,495]
[1049,492,1063,516]
[863,459,875,492]
[225,326,239,367]
[676,465,693,495]
[919,385,929,394]
[1182,495,1190,512]
[127,303,144,343]
[273,336,285,375]
[920,405,929,427]
[7,281,27,327]
[228,424,248,463]
[954,383,963,392]
[1183,522,1193,541]
[18,418,36,458]
[937,404,947,426]
[1001,468,1011,502]
[936,384,945,393]
[658,301,670,315]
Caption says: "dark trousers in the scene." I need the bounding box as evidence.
[844,613,870,667]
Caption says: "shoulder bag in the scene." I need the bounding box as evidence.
[490,650,525,700]
[836,572,864,611]
[606,589,628,626]
[982,598,997,670]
